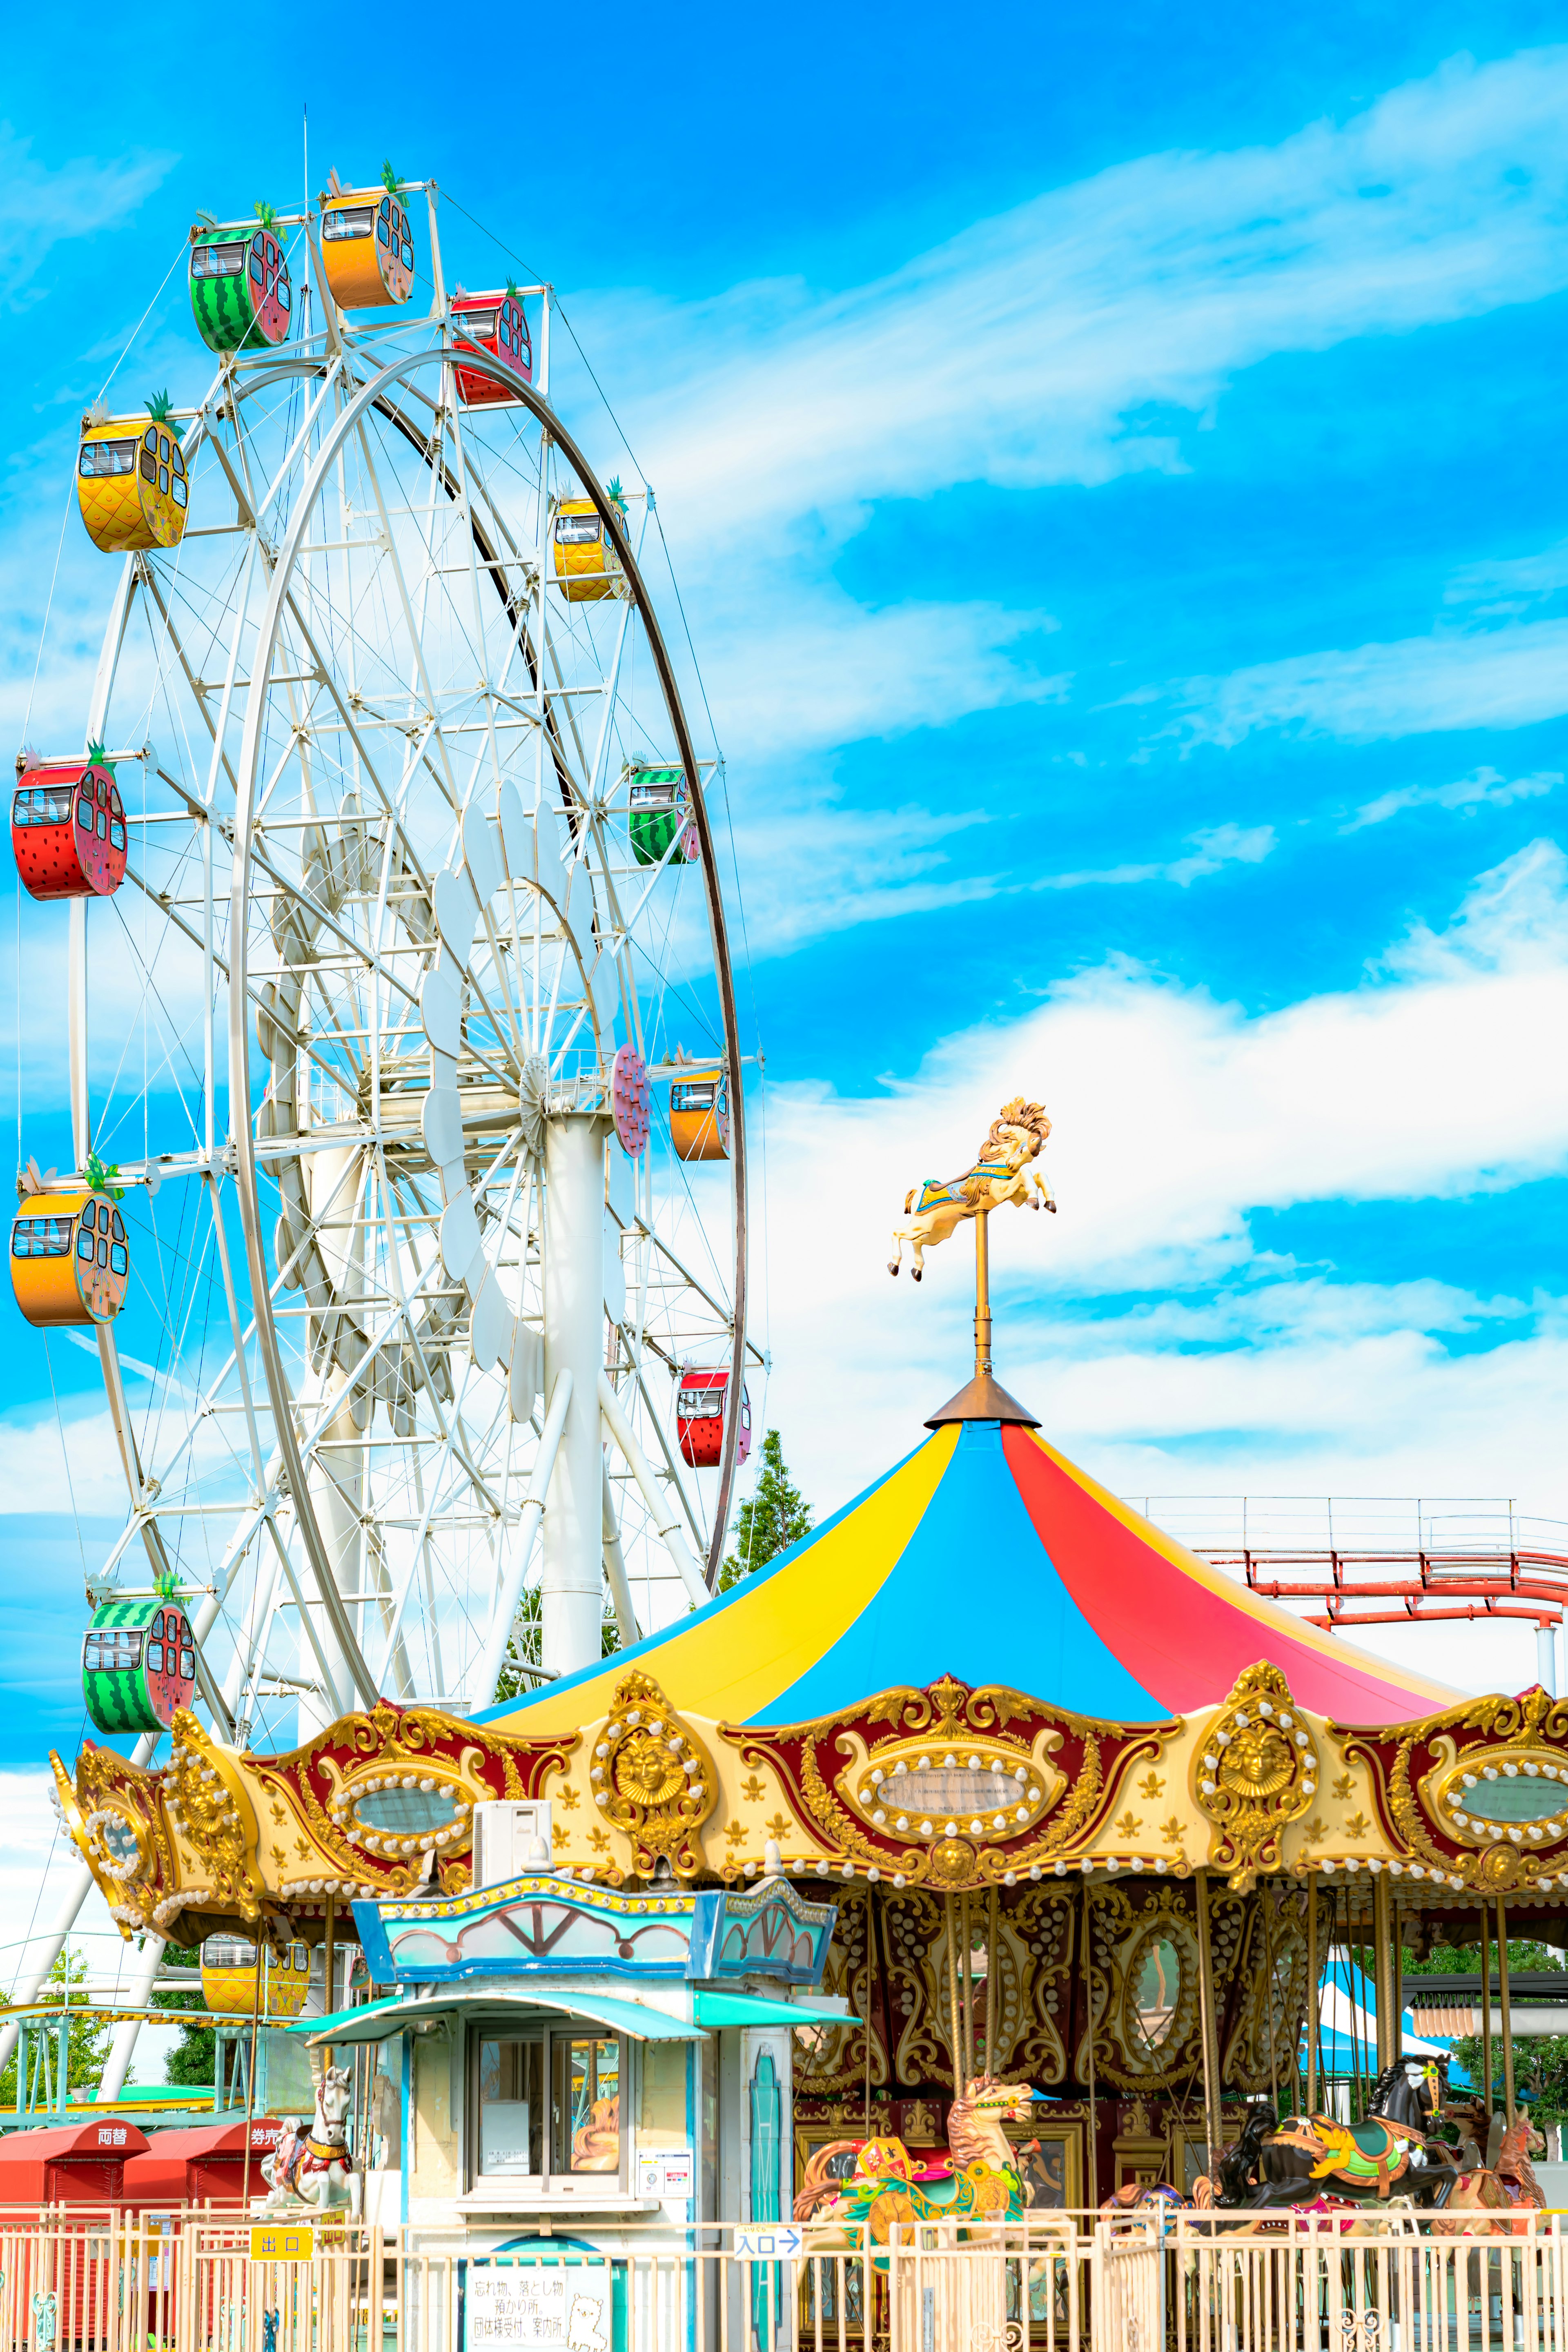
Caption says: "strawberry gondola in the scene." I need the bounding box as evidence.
[452,285,532,404]
[11,746,127,900]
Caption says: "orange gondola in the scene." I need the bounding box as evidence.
[11,747,127,900]
[676,1368,751,1470]
[669,1071,730,1162]
[318,169,416,310]
[452,287,532,405]
[11,1184,129,1327]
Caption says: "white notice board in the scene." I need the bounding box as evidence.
[468,2265,611,2352]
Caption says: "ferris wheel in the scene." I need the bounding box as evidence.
[10,175,755,2076]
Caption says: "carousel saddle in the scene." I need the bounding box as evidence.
[1274,2115,1421,2196]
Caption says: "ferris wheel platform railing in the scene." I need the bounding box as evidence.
[1138,1494,1568,1632]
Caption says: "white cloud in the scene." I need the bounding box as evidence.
[1343,765,1558,830]
[745,841,1568,1668]
[1034,820,1276,889]
[616,50,1568,557]
[1176,616,1568,747]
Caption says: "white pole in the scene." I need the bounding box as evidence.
[602,1465,641,1646]
[597,1369,708,1607]
[541,1115,610,1677]
[471,1369,573,1704]
[96,1933,166,2102]
[1540,1621,1557,1697]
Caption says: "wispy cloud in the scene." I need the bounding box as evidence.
[1342,764,1558,831]
[1034,820,1276,889]
[1175,616,1568,747]
[0,125,175,312]
[614,49,1568,559]
[747,843,1568,1554]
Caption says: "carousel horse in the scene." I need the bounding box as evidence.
[1217,2060,1459,2212]
[1430,2114,1548,2238]
[888,1100,1055,1281]
[260,2060,361,2217]
[1099,2179,1192,2217]
[796,2075,1039,2247]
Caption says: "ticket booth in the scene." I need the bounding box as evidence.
[119,2115,283,2207]
[0,2115,149,2203]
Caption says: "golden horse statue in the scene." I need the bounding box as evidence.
[889,1098,1055,1281]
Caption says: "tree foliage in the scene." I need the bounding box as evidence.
[1403,1936,1568,2126]
[718,1430,812,1592]
[154,1942,218,2089]
[0,1950,113,2106]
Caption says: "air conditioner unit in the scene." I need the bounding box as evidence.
[471,1800,553,1890]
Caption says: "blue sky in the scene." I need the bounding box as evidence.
[4,0,1568,1859]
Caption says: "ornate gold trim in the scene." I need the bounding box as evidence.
[1192,1666,1319,1891]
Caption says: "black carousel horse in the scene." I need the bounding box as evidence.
[1217,2058,1461,2211]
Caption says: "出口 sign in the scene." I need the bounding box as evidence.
[468,2265,611,2352]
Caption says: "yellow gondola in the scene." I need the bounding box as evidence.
[77,396,188,555]
[552,496,626,602]
[200,1934,312,2020]
[318,170,416,310]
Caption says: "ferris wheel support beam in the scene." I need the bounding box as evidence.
[597,1372,707,1608]
[470,1369,574,1708]
[541,1113,612,1677]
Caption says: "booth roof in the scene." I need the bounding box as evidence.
[483,1419,1456,1736]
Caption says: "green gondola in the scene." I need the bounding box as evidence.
[189,213,293,354]
[82,1596,198,1735]
[626,764,697,868]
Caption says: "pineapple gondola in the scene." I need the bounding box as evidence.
[189,208,293,352]
[319,166,415,310]
[11,746,127,901]
[552,484,628,602]
[77,394,189,554]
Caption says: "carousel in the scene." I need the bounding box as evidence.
[49,1099,1568,2250]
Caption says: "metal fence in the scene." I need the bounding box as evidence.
[2,2205,1568,2352]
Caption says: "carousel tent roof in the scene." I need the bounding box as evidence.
[484,1417,1457,1739]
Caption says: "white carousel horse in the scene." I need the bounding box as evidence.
[260,2060,361,2218]
[889,1099,1056,1281]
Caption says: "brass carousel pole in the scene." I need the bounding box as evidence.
[1372,1872,1394,2072]
[1082,1877,1099,2207]
[986,1884,999,2077]
[961,1892,976,2085]
[974,1210,993,1376]
[1479,1904,1493,2121]
[1305,1881,1320,2115]
[1195,1870,1224,2175]
[944,1895,964,2094]
[1496,1898,1516,2123]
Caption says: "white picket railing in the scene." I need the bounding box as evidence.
[0,2203,1566,2350]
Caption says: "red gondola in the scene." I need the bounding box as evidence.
[451,287,532,405]
[676,1368,752,1470]
[11,748,127,900]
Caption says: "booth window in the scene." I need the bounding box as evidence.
[471,2027,625,2192]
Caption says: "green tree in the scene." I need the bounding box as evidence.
[1403,1936,1567,2125]
[718,1430,813,1592]
[0,1949,112,2107]
[495,1583,621,1703]
[153,1942,217,2089]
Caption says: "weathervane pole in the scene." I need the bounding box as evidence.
[974,1209,992,1379]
